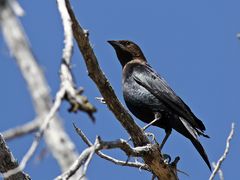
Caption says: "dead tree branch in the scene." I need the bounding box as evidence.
[56,130,154,180]
[97,137,152,157]
[3,87,66,178]
[2,118,40,141]
[212,162,224,180]
[0,134,30,180]
[0,0,77,172]
[57,0,96,120]
[55,142,98,180]
[73,124,149,171]
[209,123,235,180]
[0,0,94,179]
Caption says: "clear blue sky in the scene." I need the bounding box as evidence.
[0,0,240,179]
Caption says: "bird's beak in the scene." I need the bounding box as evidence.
[107,40,119,47]
[107,40,124,50]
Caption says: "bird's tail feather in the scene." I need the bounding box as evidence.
[191,138,212,171]
[177,117,211,170]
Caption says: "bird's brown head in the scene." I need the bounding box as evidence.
[108,40,147,67]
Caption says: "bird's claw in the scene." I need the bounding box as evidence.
[162,153,172,164]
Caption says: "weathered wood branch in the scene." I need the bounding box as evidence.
[57,0,96,120]
[0,0,92,179]
[56,131,153,180]
[74,124,149,171]
[2,118,40,141]
[55,143,97,180]
[209,123,235,180]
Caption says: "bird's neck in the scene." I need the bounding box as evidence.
[126,58,147,66]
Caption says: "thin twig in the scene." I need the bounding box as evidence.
[212,162,224,180]
[209,123,235,180]
[97,137,152,157]
[2,118,40,141]
[56,131,154,180]
[55,144,96,180]
[73,123,92,146]
[79,139,98,180]
[97,152,149,170]
[73,124,149,171]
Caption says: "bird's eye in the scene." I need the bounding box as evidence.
[125,41,131,46]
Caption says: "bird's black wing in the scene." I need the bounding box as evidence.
[132,63,206,132]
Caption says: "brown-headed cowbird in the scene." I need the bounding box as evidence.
[108,40,211,170]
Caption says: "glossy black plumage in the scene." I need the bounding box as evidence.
[108,40,211,170]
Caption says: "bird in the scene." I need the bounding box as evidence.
[108,40,211,170]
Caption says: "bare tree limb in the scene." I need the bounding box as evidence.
[56,132,155,180]
[212,162,224,180]
[8,0,24,16]
[73,124,149,171]
[57,0,96,120]
[209,123,235,180]
[2,118,40,141]
[3,87,66,178]
[65,1,178,179]
[97,137,152,157]
[0,134,30,180]
[55,140,98,180]
[0,0,93,179]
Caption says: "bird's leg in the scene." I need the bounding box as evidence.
[128,113,160,143]
[159,129,172,150]
[142,113,161,131]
